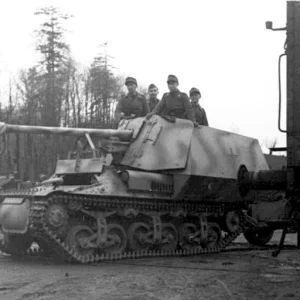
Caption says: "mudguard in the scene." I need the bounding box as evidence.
[0,197,30,233]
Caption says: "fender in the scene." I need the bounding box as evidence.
[0,197,30,234]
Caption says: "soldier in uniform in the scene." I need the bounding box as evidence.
[146,75,196,123]
[115,77,149,122]
[147,84,160,112]
[189,87,208,126]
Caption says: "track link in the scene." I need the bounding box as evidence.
[26,193,246,263]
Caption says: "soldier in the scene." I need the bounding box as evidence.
[148,83,160,112]
[146,75,196,124]
[115,77,149,122]
[190,87,209,126]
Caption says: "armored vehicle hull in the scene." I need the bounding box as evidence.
[0,117,268,262]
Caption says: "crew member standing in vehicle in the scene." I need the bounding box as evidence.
[146,75,195,123]
[115,77,149,122]
[147,84,160,112]
[189,87,208,126]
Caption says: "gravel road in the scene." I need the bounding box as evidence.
[0,231,299,300]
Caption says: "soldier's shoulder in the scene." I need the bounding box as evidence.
[137,93,147,100]
[162,92,169,98]
[118,94,126,102]
[179,92,189,100]
[179,91,188,97]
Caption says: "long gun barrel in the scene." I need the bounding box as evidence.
[0,122,133,141]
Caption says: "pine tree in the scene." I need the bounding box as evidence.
[35,6,72,126]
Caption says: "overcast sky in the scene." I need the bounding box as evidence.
[0,0,289,152]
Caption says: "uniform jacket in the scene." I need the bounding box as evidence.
[115,92,149,118]
[148,98,160,112]
[151,90,195,122]
[192,102,208,126]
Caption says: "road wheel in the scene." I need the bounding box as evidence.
[225,211,241,233]
[103,224,127,255]
[206,222,222,248]
[160,223,178,251]
[243,227,274,246]
[179,223,198,251]
[66,225,95,257]
[128,222,153,252]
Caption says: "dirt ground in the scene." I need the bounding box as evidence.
[0,231,299,300]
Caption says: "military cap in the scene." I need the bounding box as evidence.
[189,87,201,96]
[167,75,179,84]
[125,77,138,86]
[148,83,158,90]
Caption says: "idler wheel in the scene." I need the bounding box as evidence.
[128,222,153,252]
[225,211,240,233]
[66,225,95,257]
[243,227,274,246]
[160,223,178,251]
[179,223,198,250]
[103,224,127,255]
[206,222,222,248]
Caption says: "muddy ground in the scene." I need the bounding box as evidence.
[0,231,299,300]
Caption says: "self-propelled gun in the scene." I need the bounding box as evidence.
[0,117,268,262]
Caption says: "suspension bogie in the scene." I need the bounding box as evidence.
[0,193,245,263]
[39,198,244,261]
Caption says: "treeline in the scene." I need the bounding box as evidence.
[0,7,127,181]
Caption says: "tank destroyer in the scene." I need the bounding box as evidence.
[0,117,268,263]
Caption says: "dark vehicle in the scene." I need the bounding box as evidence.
[238,1,300,252]
[0,117,267,263]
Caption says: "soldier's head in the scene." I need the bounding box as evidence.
[167,75,179,92]
[125,77,138,94]
[190,87,201,103]
[148,84,158,99]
